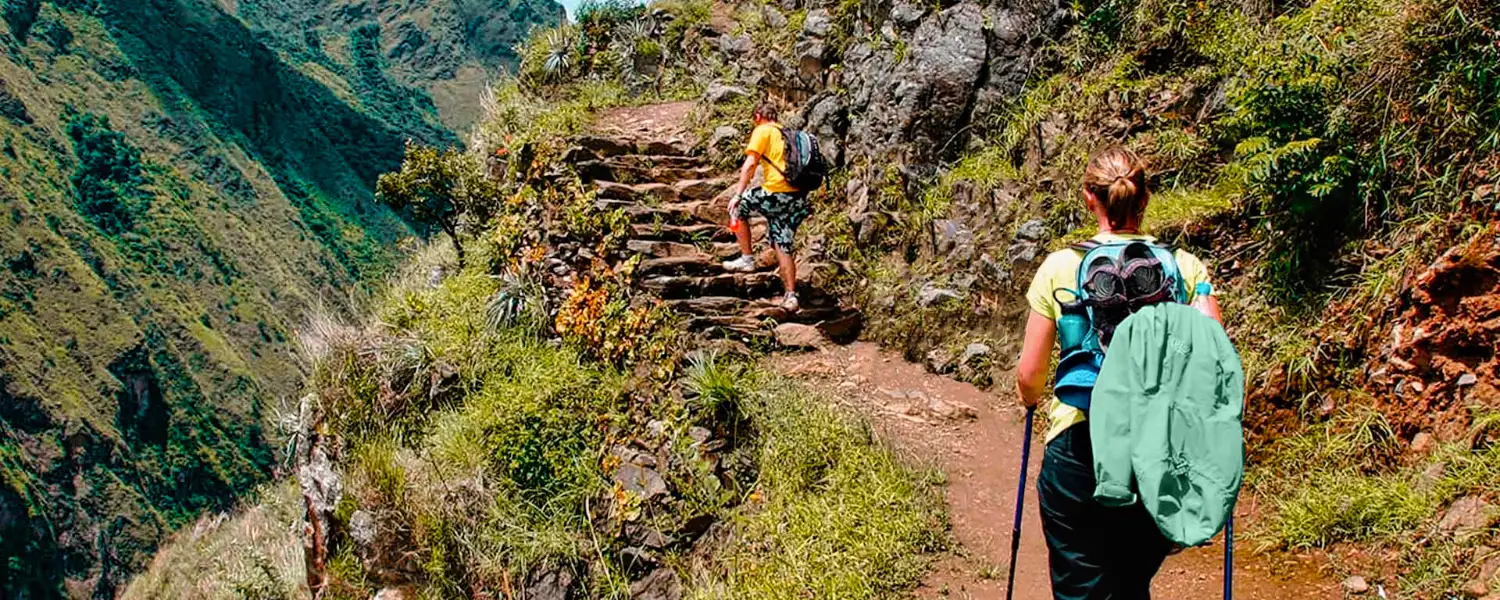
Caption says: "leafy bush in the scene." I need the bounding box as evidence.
[66,110,148,235]
[376,143,503,267]
[554,273,679,368]
[2,0,38,41]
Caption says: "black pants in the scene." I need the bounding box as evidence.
[1037,426,1172,600]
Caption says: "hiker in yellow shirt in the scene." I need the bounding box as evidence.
[721,103,811,311]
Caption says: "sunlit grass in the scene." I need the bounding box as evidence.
[690,365,948,599]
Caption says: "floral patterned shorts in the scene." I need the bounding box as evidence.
[733,187,811,253]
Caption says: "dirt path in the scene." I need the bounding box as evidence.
[592,101,698,149]
[775,343,1341,599]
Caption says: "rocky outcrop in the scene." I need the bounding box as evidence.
[713,0,1068,170]
[844,3,989,167]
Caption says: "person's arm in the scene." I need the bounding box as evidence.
[1016,311,1057,409]
[1195,294,1223,323]
[731,154,758,199]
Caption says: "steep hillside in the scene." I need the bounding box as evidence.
[125,0,1500,598]
[226,0,565,134]
[0,0,551,597]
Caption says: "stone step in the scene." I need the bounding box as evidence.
[570,137,695,159]
[630,222,763,243]
[673,178,732,203]
[625,240,740,259]
[640,272,782,300]
[596,195,730,227]
[685,315,765,335]
[576,158,715,184]
[668,296,846,322]
[682,310,863,344]
[595,181,677,203]
[597,200,702,225]
[666,296,749,315]
[637,254,722,277]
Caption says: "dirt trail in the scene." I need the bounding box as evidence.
[584,103,1337,596]
[775,343,1341,599]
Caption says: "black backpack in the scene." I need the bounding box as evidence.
[771,127,827,192]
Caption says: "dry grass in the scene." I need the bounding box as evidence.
[121,481,307,600]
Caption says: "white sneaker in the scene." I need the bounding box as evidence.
[779,293,800,312]
[723,255,756,272]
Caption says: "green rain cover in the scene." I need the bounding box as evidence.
[1089,302,1245,547]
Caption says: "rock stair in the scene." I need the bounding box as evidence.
[569,134,862,346]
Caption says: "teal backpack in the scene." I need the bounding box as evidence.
[1052,240,1188,411]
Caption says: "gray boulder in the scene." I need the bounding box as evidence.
[1016,218,1048,241]
[614,464,669,499]
[890,1,927,27]
[926,348,956,374]
[917,283,964,307]
[978,252,1012,286]
[802,93,848,165]
[1009,241,1042,266]
[703,82,749,105]
[707,125,741,157]
[957,342,994,387]
[718,34,752,58]
[934,219,975,254]
[630,568,684,600]
[349,510,377,546]
[959,342,992,366]
[527,567,577,600]
[845,3,988,166]
[802,9,832,37]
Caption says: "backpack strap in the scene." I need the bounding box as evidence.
[1069,240,1102,253]
[761,124,791,178]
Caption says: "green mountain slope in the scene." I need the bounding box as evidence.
[0,0,558,597]
[226,0,566,133]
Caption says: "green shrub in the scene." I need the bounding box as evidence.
[695,374,946,599]
[376,143,502,267]
[66,110,148,234]
[2,0,38,41]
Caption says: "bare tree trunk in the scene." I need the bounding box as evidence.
[442,219,465,268]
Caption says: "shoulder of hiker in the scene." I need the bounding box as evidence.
[745,124,775,155]
[1032,249,1079,281]
[1173,248,1211,284]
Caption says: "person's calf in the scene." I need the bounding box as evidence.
[774,248,799,310]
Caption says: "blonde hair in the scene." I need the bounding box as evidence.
[1083,146,1149,231]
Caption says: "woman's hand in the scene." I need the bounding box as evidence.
[1015,311,1057,409]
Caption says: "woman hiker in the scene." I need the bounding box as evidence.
[1015,146,1223,599]
[721,103,811,312]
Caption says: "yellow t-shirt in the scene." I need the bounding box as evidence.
[746,123,797,193]
[1023,233,1212,443]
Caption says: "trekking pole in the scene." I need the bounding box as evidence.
[1224,514,1234,600]
[1005,406,1037,600]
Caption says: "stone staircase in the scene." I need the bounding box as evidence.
[569,134,861,346]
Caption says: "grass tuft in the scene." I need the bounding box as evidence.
[693,371,948,599]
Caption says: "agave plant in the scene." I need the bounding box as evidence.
[541,26,582,80]
[486,271,548,333]
[609,17,662,86]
